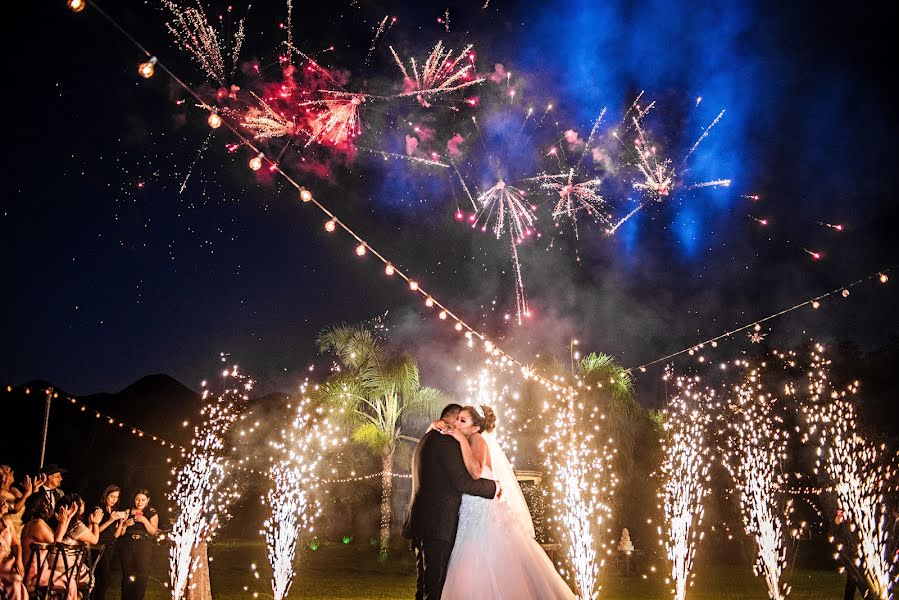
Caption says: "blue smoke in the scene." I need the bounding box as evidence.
[518,0,762,259]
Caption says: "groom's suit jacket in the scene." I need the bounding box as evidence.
[402,429,498,543]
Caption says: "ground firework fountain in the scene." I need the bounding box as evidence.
[168,365,244,600]
[659,377,712,600]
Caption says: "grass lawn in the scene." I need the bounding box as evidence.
[118,539,847,599]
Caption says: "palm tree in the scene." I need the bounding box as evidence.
[316,324,444,559]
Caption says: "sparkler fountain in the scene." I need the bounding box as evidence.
[168,365,245,600]
[659,377,712,600]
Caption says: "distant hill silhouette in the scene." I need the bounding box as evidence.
[4,374,205,523]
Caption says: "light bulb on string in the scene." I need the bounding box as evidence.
[324,219,337,232]
[438,311,447,320]
[299,189,313,203]
[67,0,86,12]
[138,57,158,79]
[879,273,889,283]
[409,280,418,291]
[207,112,222,129]
[355,243,367,256]
[384,263,395,276]
[425,297,434,308]
[248,153,264,171]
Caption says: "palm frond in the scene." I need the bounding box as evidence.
[352,422,393,453]
[578,352,633,400]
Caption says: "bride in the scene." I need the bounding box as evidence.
[435,405,576,600]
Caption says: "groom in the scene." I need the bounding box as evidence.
[402,403,500,600]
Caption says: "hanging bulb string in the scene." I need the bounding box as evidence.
[4,383,186,451]
[626,266,895,374]
[77,0,563,393]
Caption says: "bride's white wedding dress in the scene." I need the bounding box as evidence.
[441,433,576,600]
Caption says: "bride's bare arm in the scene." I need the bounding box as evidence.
[447,430,488,478]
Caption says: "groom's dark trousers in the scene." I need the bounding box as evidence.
[402,429,497,600]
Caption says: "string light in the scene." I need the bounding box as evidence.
[207,112,222,129]
[324,219,337,232]
[384,263,395,275]
[137,56,157,79]
[627,267,894,374]
[355,243,367,256]
[248,153,264,171]
[299,188,313,203]
[3,383,184,451]
[67,0,86,13]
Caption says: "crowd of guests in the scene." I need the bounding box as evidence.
[0,464,158,600]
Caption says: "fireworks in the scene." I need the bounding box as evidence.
[162,0,245,85]
[301,93,364,147]
[264,394,338,600]
[168,364,245,600]
[473,179,535,323]
[659,378,712,600]
[722,364,793,600]
[242,93,297,140]
[544,169,607,224]
[464,367,519,459]
[390,41,483,98]
[801,347,897,599]
[541,388,616,600]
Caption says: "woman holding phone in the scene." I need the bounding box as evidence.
[91,485,127,600]
[115,489,158,600]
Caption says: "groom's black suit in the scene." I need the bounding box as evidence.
[402,429,497,600]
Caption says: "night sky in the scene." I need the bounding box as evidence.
[4,0,898,399]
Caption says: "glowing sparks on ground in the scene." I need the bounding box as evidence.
[722,364,793,600]
[169,364,245,600]
[801,347,897,599]
[162,0,245,85]
[541,388,616,600]
[660,379,711,600]
[264,394,338,600]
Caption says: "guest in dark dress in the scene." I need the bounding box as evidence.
[91,485,127,600]
[115,489,158,600]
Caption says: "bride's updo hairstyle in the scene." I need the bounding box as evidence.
[463,405,496,433]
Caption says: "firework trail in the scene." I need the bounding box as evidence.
[365,15,396,65]
[722,363,793,600]
[606,97,730,233]
[801,346,897,599]
[473,179,536,323]
[242,93,297,139]
[168,364,245,600]
[264,394,338,600]
[162,0,245,85]
[390,42,483,99]
[300,93,365,147]
[660,376,712,600]
[541,387,616,600]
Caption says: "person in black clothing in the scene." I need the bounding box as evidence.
[115,489,158,600]
[91,485,127,600]
[402,404,500,600]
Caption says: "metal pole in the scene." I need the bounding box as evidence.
[39,387,54,469]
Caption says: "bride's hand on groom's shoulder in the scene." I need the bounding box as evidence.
[441,428,467,443]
